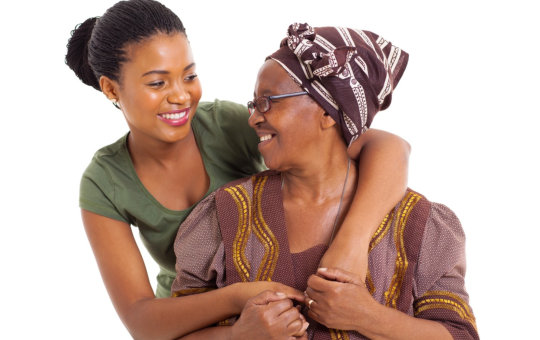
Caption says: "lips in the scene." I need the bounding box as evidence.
[157,108,190,126]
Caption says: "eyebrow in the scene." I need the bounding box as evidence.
[141,63,196,77]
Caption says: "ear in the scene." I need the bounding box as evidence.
[320,112,337,130]
[100,75,119,102]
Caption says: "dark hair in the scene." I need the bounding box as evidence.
[65,0,186,91]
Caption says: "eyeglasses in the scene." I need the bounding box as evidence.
[247,91,308,115]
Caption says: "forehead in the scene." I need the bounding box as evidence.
[123,32,193,71]
[255,60,303,94]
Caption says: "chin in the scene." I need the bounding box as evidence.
[262,159,289,172]
[262,158,280,171]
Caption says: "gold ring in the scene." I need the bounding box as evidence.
[308,299,315,309]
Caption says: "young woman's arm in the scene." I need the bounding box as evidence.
[82,210,300,340]
[319,129,410,278]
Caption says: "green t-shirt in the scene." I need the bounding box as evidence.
[80,100,266,297]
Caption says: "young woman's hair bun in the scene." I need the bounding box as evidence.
[65,17,101,91]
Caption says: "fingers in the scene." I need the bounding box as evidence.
[248,290,305,321]
[262,297,309,337]
[282,287,307,303]
[278,305,308,336]
[316,267,363,285]
[307,273,335,293]
[271,283,306,303]
[290,308,309,337]
[290,317,309,337]
[249,290,290,305]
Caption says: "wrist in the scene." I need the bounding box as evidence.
[226,283,244,314]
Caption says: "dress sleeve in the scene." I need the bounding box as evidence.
[413,203,479,340]
[171,191,226,297]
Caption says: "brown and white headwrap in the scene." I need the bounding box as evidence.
[269,23,409,146]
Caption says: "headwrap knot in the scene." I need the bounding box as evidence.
[286,23,356,79]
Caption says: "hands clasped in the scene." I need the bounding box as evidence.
[231,290,309,340]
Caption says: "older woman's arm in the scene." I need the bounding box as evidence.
[319,129,410,278]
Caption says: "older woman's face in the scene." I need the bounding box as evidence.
[249,60,324,171]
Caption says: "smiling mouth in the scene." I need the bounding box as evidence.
[159,110,188,120]
[260,134,274,142]
[157,108,190,126]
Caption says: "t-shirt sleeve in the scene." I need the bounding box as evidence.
[413,203,479,339]
[171,191,225,297]
[79,160,129,224]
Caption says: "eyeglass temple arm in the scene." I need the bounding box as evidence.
[268,91,308,100]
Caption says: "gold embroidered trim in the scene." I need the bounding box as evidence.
[414,290,477,331]
[364,208,395,295]
[329,329,350,340]
[384,192,421,308]
[365,268,376,295]
[369,209,394,253]
[252,176,279,281]
[225,185,252,282]
[171,287,214,297]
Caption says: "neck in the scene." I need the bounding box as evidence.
[281,149,357,204]
[127,129,198,168]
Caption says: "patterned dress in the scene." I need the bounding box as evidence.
[171,171,478,339]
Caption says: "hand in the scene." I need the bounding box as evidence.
[232,281,305,312]
[304,267,378,332]
[230,290,309,340]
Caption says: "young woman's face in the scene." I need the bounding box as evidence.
[115,32,202,144]
[248,60,324,171]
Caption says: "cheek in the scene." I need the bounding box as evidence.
[122,85,160,110]
[191,81,203,103]
[281,122,318,153]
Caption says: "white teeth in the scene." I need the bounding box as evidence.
[162,111,187,120]
[260,134,272,142]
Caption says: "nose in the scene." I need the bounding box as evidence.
[167,81,188,104]
[248,107,265,129]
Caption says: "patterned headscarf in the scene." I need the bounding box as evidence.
[269,23,409,146]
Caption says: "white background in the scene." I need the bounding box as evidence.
[1,0,538,338]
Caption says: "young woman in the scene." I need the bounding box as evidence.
[171,23,478,340]
[66,1,410,338]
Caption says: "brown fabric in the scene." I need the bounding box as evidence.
[172,174,478,339]
[269,23,409,146]
[214,171,297,288]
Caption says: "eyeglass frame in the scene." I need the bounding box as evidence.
[247,91,308,115]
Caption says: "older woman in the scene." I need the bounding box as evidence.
[172,23,478,339]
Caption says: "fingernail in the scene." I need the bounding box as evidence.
[318,267,327,272]
[275,292,286,297]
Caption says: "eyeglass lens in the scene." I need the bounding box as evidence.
[255,97,270,113]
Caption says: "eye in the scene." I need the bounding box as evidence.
[185,73,198,82]
[147,80,165,88]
